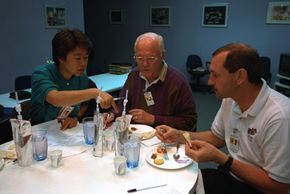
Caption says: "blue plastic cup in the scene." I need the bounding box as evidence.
[82,117,95,145]
[32,130,48,161]
[124,135,140,168]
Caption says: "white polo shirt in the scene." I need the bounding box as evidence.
[211,80,290,184]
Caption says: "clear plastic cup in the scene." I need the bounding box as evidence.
[82,117,95,145]
[32,130,48,161]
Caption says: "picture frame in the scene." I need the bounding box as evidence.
[202,3,229,27]
[109,9,125,24]
[44,5,66,28]
[150,6,171,26]
[266,2,290,24]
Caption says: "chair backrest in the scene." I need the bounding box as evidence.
[186,55,202,70]
[15,75,32,91]
[0,118,13,144]
[259,56,271,84]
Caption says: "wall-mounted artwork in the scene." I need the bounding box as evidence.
[45,5,66,28]
[202,3,229,27]
[266,2,290,24]
[109,10,125,24]
[150,7,171,26]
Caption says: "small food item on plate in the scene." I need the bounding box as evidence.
[140,131,155,140]
[130,127,137,131]
[154,158,164,165]
[182,132,192,148]
[151,153,157,159]
[0,150,16,159]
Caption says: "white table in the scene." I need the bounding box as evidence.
[0,73,129,108]
[0,89,31,108]
[0,120,198,194]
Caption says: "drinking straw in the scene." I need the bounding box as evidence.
[15,91,23,120]
[96,87,103,115]
[122,90,128,116]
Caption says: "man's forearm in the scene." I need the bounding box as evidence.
[231,158,290,194]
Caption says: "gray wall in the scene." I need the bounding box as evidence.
[84,0,290,86]
[1,0,290,94]
[0,0,84,93]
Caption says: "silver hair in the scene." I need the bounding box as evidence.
[134,32,165,52]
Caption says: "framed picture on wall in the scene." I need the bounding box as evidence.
[44,5,66,28]
[109,10,125,24]
[150,6,171,26]
[202,3,229,27]
[266,2,290,24]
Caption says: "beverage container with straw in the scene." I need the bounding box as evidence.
[114,90,131,156]
[10,92,33,167]
[93,89,104,157]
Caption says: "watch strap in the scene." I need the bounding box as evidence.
[218,156,233,174]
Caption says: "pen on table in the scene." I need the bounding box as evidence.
[113,97,125,101]
[127,184,167,193]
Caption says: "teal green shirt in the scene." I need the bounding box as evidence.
[31,64,89,125]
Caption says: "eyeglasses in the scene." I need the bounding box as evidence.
[133,56,159,64]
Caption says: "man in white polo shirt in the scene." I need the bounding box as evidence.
[156,43,290,194]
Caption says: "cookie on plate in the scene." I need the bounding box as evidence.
[154,158,164,165]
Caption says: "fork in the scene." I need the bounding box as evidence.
[159,128,169,160]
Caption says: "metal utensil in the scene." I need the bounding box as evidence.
[173,144,180,160]
[162,144,169,160]
[159,128,169,160]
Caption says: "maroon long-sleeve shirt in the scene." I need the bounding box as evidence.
[119,66,197,131]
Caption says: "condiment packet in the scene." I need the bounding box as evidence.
[57,106,74,121]
[182,132,192,148]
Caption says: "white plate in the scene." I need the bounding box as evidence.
[145,145,192,170]
[0,159,4,171]
[129,124,155,140]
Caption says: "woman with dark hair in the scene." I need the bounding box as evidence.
[31,28,117,130]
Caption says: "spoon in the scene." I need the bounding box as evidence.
[173,144,180,160]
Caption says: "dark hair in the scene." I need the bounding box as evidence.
[52,28,92,66]
[212,43,262,85]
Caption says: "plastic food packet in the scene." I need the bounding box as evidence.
[182,132,192,148]
[57,106,74,123]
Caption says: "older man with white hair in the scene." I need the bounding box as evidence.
[118,32,197,131]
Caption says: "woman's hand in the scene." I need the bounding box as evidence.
[103,112,115,128]
[59,117,78,131]
[98,91,119,114]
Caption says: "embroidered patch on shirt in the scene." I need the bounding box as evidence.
[247,127,257,142]
[230,128,240,153]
